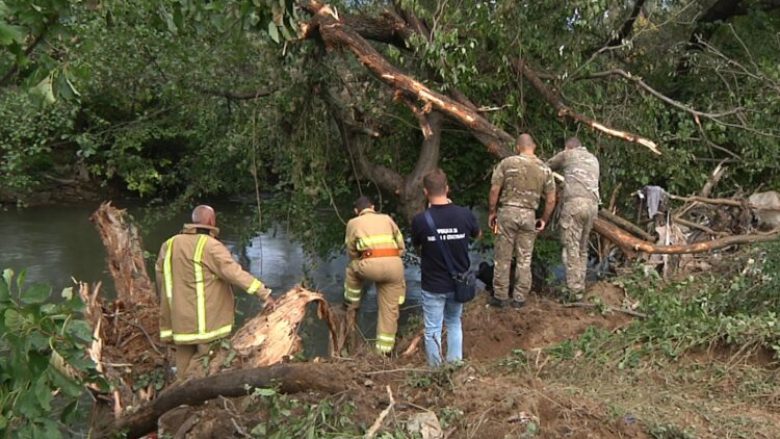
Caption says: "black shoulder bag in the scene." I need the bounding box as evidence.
[423,210,477,303]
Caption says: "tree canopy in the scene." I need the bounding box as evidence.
[1,0,779,250]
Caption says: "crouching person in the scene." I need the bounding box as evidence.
[412,169,481,367]
[343,196,407,355]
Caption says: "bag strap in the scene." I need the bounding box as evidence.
[423,210,457,277]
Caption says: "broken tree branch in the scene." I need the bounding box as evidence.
[667,194,777,210]
[576,69,743,121]
[673,216,727,236]
[563,302,647,319]
[306,2,663,158]
[700,161,729,198]
[365,385,396,439]
[303,1,514,158]
[209,286,347,373]
[515,60,661,155]
[599,209,655,242]
[593,217,779,255]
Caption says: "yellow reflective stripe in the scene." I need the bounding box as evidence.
[355,234,398,251]
[247,279,262,294]
[398,295,405,305]
[193,235,209,334]
[377,333,395,342]
[171,324,232,343]
[344,284,362,302]
[376,333,396,352]
[160,329,172,339]
[376,344,393,353]
[163,237,175,303]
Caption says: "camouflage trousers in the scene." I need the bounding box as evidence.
[559,198,598,293]
[344,257,406,354]
[493,206,536,302]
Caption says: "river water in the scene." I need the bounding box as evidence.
[0,202,487,356]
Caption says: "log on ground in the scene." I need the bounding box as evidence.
[593,217,779,255]
[107,363,348,439]
[598,209,655,242]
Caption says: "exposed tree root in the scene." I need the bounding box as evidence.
[87,203,166,422]
[87,202,350,436]
[90,201,156,305]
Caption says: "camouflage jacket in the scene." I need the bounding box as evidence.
[491,154,556,210]
[548,147,600,203]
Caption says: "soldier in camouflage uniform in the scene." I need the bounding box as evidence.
[548,137,600,297]
[488,134,557,308]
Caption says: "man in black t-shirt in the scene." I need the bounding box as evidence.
[411,169,481,366]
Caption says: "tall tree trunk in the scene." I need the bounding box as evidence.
[398,111,443,221]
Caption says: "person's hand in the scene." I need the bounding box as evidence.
[535,219,546,232]
[488,212,497,233]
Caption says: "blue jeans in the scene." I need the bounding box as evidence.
[421,290,463,367]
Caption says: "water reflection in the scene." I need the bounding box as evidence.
[2,204,487,357]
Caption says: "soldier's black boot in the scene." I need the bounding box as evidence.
[488,296,508,308]
[510,300,526,309]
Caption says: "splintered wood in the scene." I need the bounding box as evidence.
[86,201,348,434]
[90,201,156,305]
[210,286,346,373]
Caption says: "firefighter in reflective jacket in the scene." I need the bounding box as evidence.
[344,196,407,354]
[155,205,272,378]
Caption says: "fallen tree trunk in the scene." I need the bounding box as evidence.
[598,209,655,242]
[108,363,348,439]
[592,217,779,255]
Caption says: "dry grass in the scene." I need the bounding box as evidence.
[538,353,780,439]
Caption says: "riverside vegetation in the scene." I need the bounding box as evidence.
[1,240,778,437]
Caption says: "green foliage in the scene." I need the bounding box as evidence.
[246,386,411,438]
[2,0,780,255]
[649,423,696,439]
[0,268,104,438]
[436,406,463,430]
[498,348,529,371]
[0,0,73,84]
[132,368,165,392]
[548,242,780,367]
[0,93,78,192]
[405,364,458,391]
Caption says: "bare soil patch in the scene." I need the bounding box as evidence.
[460,285,632,361]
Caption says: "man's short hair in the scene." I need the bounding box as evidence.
[516,133,536,151]
[423,168,448,196]
[354,196,374,212]
[565,137,582,149]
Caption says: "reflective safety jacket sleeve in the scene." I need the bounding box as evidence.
[344,208,405,260]
[156,226,268,345]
